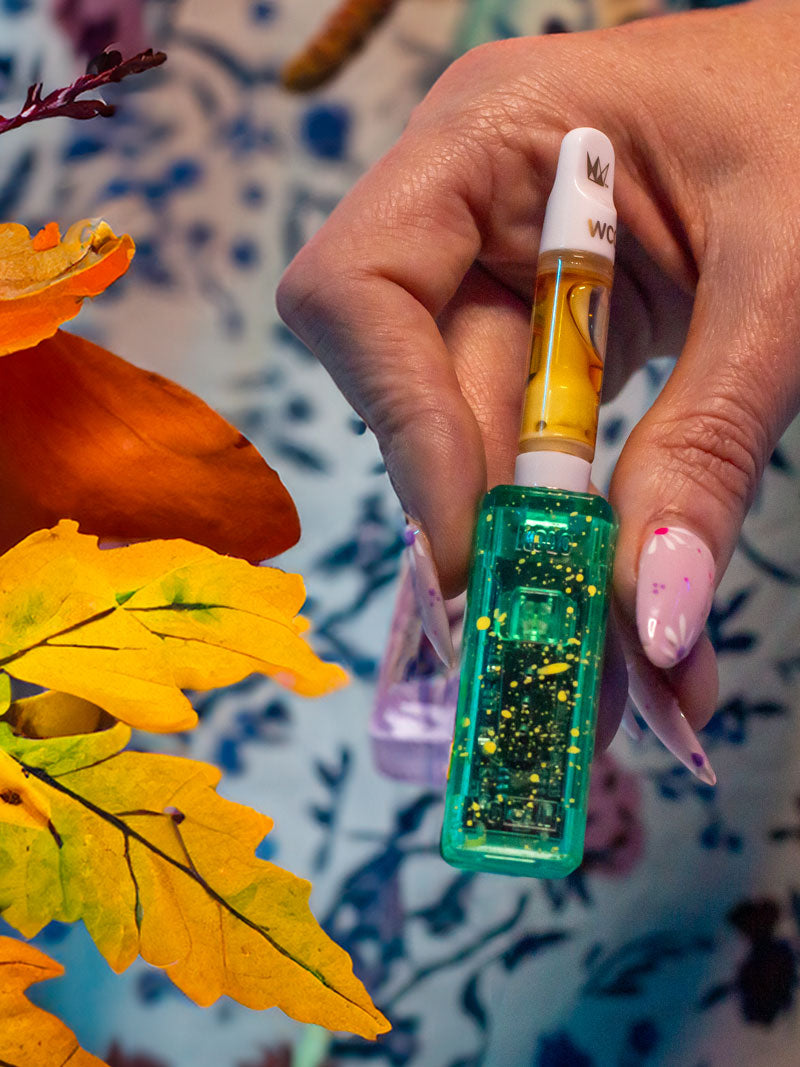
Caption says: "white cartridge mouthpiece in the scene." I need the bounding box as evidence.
[538,127,617,264]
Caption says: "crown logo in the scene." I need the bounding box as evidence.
[586,153,609,188]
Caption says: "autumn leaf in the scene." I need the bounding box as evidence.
[0,936,108,1066]
[0,749,52,832]
[0,219,134,355]
[2,690,113,739]
[0,521,346,733]
[0,330,299,560]
[0,716,390,1039]
[281,0,398,91]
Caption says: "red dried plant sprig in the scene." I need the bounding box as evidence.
[0,48,167,137]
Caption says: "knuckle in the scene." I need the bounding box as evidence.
[375,377,463,468]
[275,253,321,335]
[652,390,767,514]
[275,252,348,355]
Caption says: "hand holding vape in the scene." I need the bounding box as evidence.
[441,128,618,878]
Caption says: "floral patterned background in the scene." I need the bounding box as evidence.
[2,1,800,1065]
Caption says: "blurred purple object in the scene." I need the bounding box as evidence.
[583,751,644,876]
[55,0,147,59]
[371,556,464,787]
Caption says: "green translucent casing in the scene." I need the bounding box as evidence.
[440,484,617,878]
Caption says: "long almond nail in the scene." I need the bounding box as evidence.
[636,525,715,669]
[620,700,643,742]
[626,653,716,786]
[404,516,455,668]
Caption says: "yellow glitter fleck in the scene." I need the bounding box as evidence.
[587,585,597,596]
[585,516,592,522]
[482,740,497,754]
[567,637,581,646]
[510,680,518,688]
[565,586,572,594]
[530,773,540,783]
[524,675,532,684]
[476,616,491,630]
[575,573,584,582]
[462,717,471,728]
[501,709,512,719]
[485,513,493,521]
[538,662,569,675]
[570,727,580,737]
[566,606,574,615]
[557,690,567,702]
[567,745,580,754]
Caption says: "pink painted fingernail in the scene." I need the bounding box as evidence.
[636,525,715,669]
[626,652,716,786]
[404,516,455,669]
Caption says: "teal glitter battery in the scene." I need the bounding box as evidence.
[440,485,616,877]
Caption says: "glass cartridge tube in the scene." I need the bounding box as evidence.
[519,248,613,463]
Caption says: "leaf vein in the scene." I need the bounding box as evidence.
[0,607,117,668]
[16,754,371,1018]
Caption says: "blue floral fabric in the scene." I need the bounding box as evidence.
[1,2,799,1066]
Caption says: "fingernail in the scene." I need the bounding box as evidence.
[371,556,464,786]
[620,700,643,742]
[626,653,716,786]
[636,525,715,669]
[404,516,456,668]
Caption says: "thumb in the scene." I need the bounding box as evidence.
[610,262,800,674]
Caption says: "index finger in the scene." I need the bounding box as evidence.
[276,52,558,592]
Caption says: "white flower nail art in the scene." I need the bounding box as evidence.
[637,526,715,670]
[646,526,692,553]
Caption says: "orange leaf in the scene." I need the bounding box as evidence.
[0,218,134,354]
[0,331,300,560]
[0,936,108,1065]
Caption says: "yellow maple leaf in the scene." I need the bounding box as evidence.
[0,218,134,355]
[0,710,390,1039]
[2,690,112,739]
[0,935,109,1066]
[0,748,51,832]
[0,521,347,732]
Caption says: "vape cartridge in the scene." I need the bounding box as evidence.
[441,128,618,878]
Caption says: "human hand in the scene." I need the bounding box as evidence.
[277,0,800,778]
